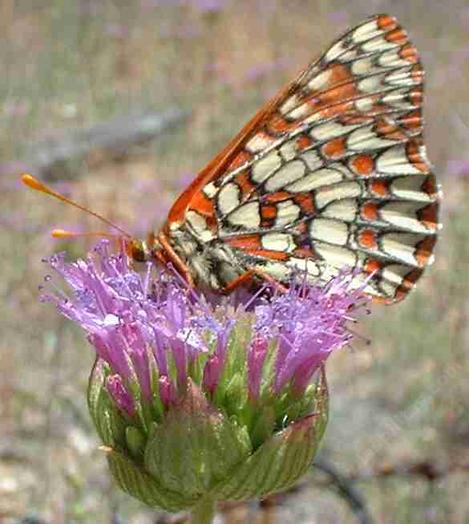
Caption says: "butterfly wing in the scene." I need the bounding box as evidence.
[166,14,440,303]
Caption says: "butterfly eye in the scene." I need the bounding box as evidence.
[126,239,150,262]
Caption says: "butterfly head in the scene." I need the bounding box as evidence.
[125,238,151,262]
[125,233,162,263]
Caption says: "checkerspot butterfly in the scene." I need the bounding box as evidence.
[23,14,440,303]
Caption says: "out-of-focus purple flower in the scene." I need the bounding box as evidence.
[446,159,469,177]
[105,23,130,39]
[3,100,30,118]
[190,0,228,13]
[244,63,275,83]
[254,0,278,15]
[159,22,201,40]
[141,0,227,11]
[176,171,196,189]
[0,212,44,233]
[0,161,32,181]
[242,58,292,84]
[326,10,350,26]
[141,0,185,8]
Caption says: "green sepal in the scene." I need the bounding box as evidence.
[87,358,127,447]
[211,413,320,501]
[249,404,276,450]
[308,367,329,443]
[106,448,195,512]
[212,371,329,501]
[144,380,252,500]
[223,372,248,418]
[125,426,146,460]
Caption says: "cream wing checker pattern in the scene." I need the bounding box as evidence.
[173,14,440,303]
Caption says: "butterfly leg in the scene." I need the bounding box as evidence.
[157,232,195,287]
[223,268,287,293]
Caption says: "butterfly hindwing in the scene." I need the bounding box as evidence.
[169,14,440,303]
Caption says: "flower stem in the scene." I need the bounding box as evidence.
[191,497,216,524]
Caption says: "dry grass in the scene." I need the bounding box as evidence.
[1,1,468,522]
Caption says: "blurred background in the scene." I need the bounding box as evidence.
[1,1,468,523]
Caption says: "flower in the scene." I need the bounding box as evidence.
[42,241,368,520]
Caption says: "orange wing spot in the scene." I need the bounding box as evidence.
[399,43,419,64]
[421,174,438,198]
[248,249,289,261]
[385,28,408,45]
[314,101,344,119]
[297,134,314,151]
[236,171,256,197]
[293,247,315,258]
[261,205,277,221]
[322,136,347,159]
[394,268,422,301]
[400,110,422,131]
[350,154,375,176]
[376,119,406,141]
[264,191,291,204]
[228,150,252,171]
[189,192,216,218]
[318,100,358,120]
[370,179,389,197]
[226,235,262,250]
[342,112,375,125]
[373,295,394,305]
[305,64,352,100]
[293,194,316,215]
[371,102,393,116]
[411,64,424,83]
[268,114,297,134]
[318,83,358,107]
[361,201,379,221]
[329,64,353,85]
[415,235,437,267]
[406,140,429,173]
[364,258,382,274]
[409,87,423,106]
[358,229,378,249]
[377,15,398,31]
[418,202,439,230]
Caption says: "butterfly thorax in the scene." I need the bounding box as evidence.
[164,222,247,291]
[125,224,246,291]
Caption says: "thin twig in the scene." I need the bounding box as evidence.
[313,458,373,524]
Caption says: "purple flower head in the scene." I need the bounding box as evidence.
[42,241,368,423]
[253,272,368,395]
[191,0,227,13]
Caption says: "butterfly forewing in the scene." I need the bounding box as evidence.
[165,14,440,303]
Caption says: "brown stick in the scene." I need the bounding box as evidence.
[17,107,189,181]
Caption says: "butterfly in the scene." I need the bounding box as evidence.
[24,14,440,303]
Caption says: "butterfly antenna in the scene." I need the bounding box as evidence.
[51,229,121,239]
[21,173,132,239]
